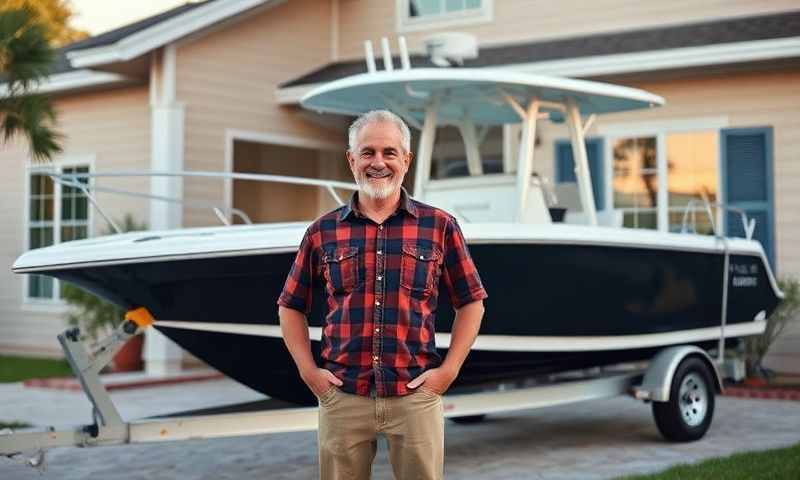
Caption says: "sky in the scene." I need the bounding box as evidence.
[69,0,193,35]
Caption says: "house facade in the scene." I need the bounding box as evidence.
[1,0,798,373]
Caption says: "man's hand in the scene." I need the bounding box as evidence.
[406,365,458,395]
[301,367,343,397]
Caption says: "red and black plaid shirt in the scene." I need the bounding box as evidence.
[278,188,487,397]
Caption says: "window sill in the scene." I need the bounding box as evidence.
[396,1,493,34]
[20,300,69,314]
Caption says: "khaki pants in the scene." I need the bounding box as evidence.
[317,387,444,480]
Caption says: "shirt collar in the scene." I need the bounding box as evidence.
[340,187,418,221]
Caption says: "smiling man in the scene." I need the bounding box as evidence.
[277,110,487,480]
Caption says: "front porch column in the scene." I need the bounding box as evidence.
[146,44,184,376]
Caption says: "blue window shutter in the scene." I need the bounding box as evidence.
[555,139,604,210]
[721,127,774,268]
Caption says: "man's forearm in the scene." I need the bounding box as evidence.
[440,300,484,374]
[278,306,317,374]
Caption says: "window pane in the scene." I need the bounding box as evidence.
[30,227,40,248]
[43,175,53,195]
[445,0,465,12]
[666,131,718,233]
[44,196,53,220]
[62,195,73,219]
[30,199,40,221]
[410,0,442,17]
[613,137,658,212]
[429,125,503,179]
[76,197,88,220]
[623,210,657,230]
[61,226,74,242]
[668,208,715,235]
[28,274,53,299]
[465,0,481,8]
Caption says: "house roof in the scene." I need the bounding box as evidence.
[1,0,275,95]
[63,1,215,53]
[281,10,800,88]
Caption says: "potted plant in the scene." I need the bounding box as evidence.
[62,214,147,372]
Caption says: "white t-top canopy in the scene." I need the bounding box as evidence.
[301,68,664,125]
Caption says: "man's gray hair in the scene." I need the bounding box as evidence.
[348,110,412,154]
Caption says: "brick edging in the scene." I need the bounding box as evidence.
[23,372,225,391]
[722,387,800,401]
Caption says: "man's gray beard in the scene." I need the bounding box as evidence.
[355,172,403,200]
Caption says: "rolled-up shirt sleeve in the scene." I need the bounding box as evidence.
[277,229,316,314]
[441,217,488,309]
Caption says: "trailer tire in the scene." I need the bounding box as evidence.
[449,414,486,425]
[652,356,715,442]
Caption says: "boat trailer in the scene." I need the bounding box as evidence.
[0,310,741,468]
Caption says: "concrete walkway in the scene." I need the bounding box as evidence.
[2,379,799,479]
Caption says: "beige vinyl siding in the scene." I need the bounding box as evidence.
[337,0,800,59]
[176,0,343,227]
[0,86,150,357]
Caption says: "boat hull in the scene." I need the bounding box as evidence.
[38,240,779,405]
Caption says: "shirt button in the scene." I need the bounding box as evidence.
[375,327,380,333]
[375,300,381,306]
[377,275,383,281]
[373,355,379,362]
[378,225,384,230]
[377,250,382,255]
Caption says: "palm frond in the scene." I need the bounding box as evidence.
[0,7,54,89]
[0,7,61,161]
[0,93,63,161]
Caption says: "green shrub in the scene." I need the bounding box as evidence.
[62,214,146,341]
[744,277,800,377]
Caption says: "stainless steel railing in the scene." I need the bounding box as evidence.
[48,170,359,234]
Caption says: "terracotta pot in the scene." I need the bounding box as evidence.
[742,376,769,388]
[112,333,144,372]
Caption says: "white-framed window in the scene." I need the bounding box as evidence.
[397,0,492,32]
[25,160,93,303]
[601,121,724,233]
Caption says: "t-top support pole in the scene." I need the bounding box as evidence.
[565,97,598,226]
[513,98,540,222]
[413,98,439,199]
[458,116,484,176]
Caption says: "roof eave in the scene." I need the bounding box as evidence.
[0,69,132,97]
[275,36,800,105]
[67,0,281,69]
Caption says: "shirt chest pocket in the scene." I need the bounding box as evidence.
[322,247,359,294]
[400,244,441,298]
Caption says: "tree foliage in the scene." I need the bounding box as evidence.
[0,0,88,46]
[0,5,62,161]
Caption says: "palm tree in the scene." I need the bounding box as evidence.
[0,6,62,161]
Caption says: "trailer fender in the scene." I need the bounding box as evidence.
[635,346,723,402]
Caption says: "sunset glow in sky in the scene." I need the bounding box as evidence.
[70,0,191,35]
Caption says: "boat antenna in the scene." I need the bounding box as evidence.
[380,37,394,72]
[364,37,412,73]
[398,36,411,70]
[364,40,377,73]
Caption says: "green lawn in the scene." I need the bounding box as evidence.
[0,355,73,383]
[618,442,800,479]
[0,421,31,430]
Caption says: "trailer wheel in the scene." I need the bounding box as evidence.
[652,357,715,442]
[449,414,486,425]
